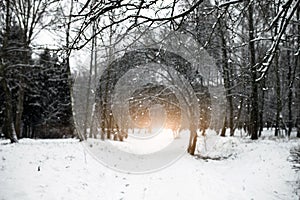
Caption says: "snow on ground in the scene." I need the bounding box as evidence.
[0,129,299,200]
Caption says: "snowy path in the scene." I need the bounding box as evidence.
[0,135,299,200]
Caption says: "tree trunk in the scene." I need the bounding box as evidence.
[187,123,197,155]
[89,24,98,139]
[83,18,97,140]
[220,115,227,137]
[259,79,266,137]
[274,51,281,137]
[296,6,300,138]
[104,20,117,140]
[1,0,18,143]
[286,47,293,137]
[219,19,234,136]
[234,98,244,132]
[273,0,282,137]
[65,0,76,139]
[15,84,24,138]
[248,0,259,140]
[1,79,18,143]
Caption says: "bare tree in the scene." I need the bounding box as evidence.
[70,0,300,146]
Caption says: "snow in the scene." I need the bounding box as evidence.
[0,129,299,200]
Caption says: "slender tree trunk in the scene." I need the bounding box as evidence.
[219,20,234,136]
[234,98,244,132]
[88,0,98,139]
[286,47,293,137]
[65,0,76,139]
[228,93,234,136]
[296,6,300,138]
[1,79,18,143]
[220,115,227,137]
[88,30,97,139]
[103,18,116,140]
[274,51,281,137]
[83,33,95,140]
[100,100,106,140]
[89,26,98,139]
[187,120,197,155]
[273,0,282,137]
[259,78,265,137]
[1,0,18,143]
[15,85,24,138]
[248,0,259,140]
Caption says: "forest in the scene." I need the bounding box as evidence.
[0,0,300,152]
[1,1,300,199]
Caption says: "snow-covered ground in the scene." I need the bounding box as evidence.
[0,129,299,200]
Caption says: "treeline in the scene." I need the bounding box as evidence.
[177,0,300,138]
[70,0,300,139]
[1,0,300,143]
[0,24,74,140]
